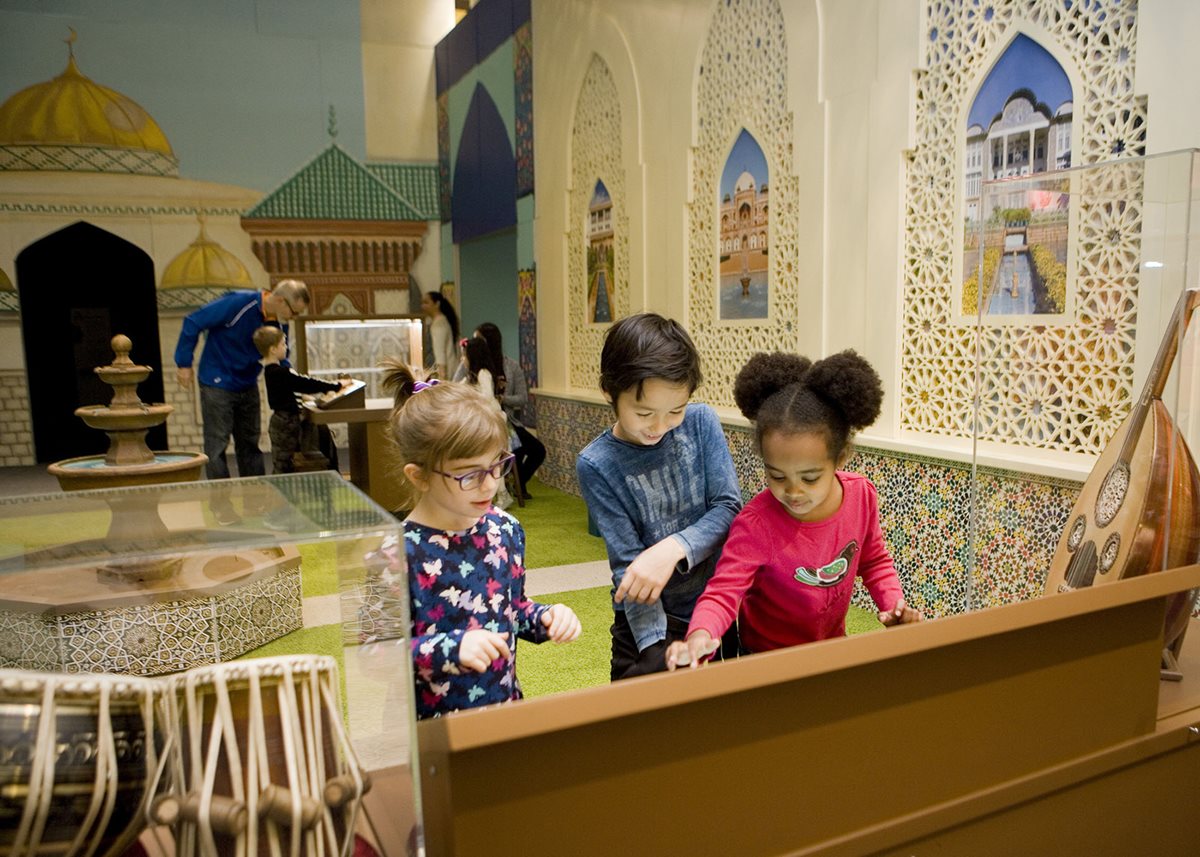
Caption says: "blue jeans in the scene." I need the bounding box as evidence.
[200,383,265,479]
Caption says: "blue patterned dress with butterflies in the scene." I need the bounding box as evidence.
[401,508,551,718]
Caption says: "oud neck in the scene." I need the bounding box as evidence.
[1120,288,1200,461]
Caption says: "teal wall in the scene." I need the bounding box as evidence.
[458,228,520,357]
[444,43,525,354]
[446,43,517,177]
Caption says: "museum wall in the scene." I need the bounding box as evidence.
[529,0,1200,617]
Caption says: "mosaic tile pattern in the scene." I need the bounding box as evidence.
[519,269,539,428]
[513,21,534,198]
[538,396,1083,618]
[0,565,302,676]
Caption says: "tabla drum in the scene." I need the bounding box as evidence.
[0,669,164,857]
[153,655,369,857]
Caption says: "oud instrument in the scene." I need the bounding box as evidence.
[1044,287,1200,672]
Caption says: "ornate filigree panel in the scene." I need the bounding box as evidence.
[687,0,798,409]
[904,1,1146,453]
[567,56,628,390]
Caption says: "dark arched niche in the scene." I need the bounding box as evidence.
[16,221,166,463]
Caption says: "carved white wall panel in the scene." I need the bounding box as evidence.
[904,1,1146,454]
[568,55,628,390]
[688,0,798,409]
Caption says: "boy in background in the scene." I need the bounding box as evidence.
[576,313,742,679]
[253,326,347,474]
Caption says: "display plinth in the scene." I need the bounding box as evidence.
[0,474,399,677]
[415,564,1200,856]
[306,397,405,513]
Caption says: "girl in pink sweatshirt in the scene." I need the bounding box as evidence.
[667,350,922,668]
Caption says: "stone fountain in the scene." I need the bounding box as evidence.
[0,335,304,675]
[47,334,207,490]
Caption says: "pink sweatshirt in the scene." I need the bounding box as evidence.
[688,472,903,653]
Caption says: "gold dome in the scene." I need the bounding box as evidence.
[161,225,254,290]
[0,268,12,291]
[0,55,173,156]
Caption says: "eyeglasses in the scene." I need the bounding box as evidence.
[281,296,302,316]
[432,453,515,491]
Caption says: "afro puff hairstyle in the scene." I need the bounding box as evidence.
[732,349,883,462]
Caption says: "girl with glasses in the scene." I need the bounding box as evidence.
[371,362,581,718]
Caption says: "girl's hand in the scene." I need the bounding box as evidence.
[878,598,923,627]
[458,630,511,672]
[665,630,720,671]
[541,605,582,642]
[615,537,686,605]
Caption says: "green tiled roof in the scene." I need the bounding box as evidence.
[366,162,440,220]
[245,145,424,221]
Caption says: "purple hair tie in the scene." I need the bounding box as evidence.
[412,379,440,393]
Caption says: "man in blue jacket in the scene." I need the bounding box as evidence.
[175,279,309,519]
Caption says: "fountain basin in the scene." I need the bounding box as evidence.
[48,451,207,491]
[75,403,173,432]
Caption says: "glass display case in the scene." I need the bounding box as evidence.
[966,149,1200,630]
[0,471,420,856]
[293,314,425,399]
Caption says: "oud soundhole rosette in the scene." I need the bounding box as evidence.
[1099,533,1121,574]
[1066,515,1086,552]
[1094,462,1129,528]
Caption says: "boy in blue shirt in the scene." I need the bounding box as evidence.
[576,313,742,679]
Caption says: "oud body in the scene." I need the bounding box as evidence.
[1044,288,1200,662]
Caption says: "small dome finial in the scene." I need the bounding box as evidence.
[327,104,338,141]
[65,27,77,59]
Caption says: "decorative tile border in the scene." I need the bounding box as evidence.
[0,564,302,676]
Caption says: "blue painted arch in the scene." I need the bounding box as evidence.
[451,82,516,244]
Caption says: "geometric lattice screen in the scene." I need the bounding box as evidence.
[903,1,1147,454]
[687,0,799,410]
[568,55,628,390]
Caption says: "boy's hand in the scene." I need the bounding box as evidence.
[176,367,193,388]
[878,598,923,627]
[541,605,582,642]
[458,630,511,672]
[614,537,686,605]
[666,631,720,671]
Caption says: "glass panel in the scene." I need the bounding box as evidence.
[296,315,425,398]
[0,471,421,855]
[969,149,1200,627]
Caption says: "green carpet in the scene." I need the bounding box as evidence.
[506,478,609,568]
[516,585,613,697]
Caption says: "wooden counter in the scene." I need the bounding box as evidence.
[409,564,1200,856]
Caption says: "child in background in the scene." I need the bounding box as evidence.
[666,350,922,669]
[379,363,581,718]
[253,326,346,474]
[576,313,742,680]
[461,336,515,508]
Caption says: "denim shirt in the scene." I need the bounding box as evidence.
[576,404,742,650]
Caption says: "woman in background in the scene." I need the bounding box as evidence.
[421,290,459,378]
